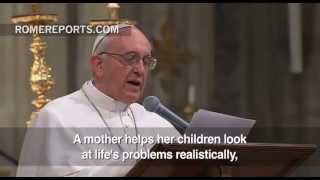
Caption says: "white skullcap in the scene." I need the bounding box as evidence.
[91,23,133,56]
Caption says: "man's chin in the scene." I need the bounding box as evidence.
[121,92,141,104]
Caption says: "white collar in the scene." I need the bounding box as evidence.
[81,80,129,112]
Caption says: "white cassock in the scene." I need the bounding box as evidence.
[16,80,180,177]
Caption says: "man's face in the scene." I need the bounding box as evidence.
[92,27,152,103]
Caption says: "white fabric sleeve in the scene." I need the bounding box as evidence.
[16,108,133,177]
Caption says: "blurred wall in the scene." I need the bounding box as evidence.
[212,3,320,176]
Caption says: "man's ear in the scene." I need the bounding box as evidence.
[90,56,104,78]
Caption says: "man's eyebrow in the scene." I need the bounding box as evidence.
[123,51,152,56]
[124,51,137,54]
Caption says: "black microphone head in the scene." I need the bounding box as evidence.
[143,96,161,112]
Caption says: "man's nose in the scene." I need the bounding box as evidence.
[132,59,145,75]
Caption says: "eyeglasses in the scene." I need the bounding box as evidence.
[98,51,157,70]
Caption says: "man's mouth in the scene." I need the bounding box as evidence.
[126,80,142,88]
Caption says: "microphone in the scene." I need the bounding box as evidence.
[143,96,190,133]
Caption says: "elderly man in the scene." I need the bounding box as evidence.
[16,24,180,177]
